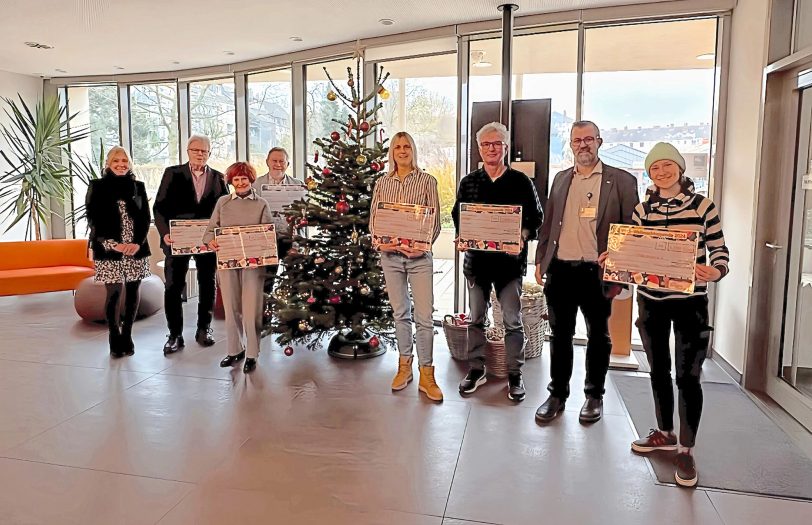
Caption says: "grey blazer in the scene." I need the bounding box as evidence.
[535,163,639,275]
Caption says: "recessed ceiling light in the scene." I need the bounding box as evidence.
[114,66,125,70]
[172,61,181,65]
[55,68,67,73]
[290,36,303,42]
[696,53,715,60]
[224,51,235,56]
[25,41,53,49]
[379,18,395,26]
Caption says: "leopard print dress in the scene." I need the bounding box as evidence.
[94,200,151,284]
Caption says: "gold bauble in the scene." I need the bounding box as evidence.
[378,88,390,100]
[326,90,337,101]
[356,154,367,165]
[306,177,318,190]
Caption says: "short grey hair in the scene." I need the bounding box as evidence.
[475,122,510,149]
[104,146,133,172]
[187,134,211,150]
[267,147,289,163]
[571,120,601,138]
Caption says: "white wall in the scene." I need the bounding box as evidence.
[713,0,771,373]
[0,69,43,241]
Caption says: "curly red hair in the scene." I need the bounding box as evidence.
[225,162,257,185]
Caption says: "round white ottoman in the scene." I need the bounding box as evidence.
[74,275,163,322]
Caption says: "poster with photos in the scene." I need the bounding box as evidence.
[603,224,698,294]
[214,224,278,270]
[457,203,522,255]
[371,202,435,250]
[169,220,211,255]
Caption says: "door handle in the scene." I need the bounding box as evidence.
[765,242,784,250]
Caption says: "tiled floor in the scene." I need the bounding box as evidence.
[1,292,810,524]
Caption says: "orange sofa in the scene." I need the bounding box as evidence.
[0,239,94,296]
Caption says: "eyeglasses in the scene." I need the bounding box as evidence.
[479,141,506,150]
[571,137,599,147]
[188,148,210,155]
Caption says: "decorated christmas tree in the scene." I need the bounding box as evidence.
[270,58,394,357]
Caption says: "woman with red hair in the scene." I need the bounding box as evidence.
[203,162,272,373]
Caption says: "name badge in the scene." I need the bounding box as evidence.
[579,206,597,219]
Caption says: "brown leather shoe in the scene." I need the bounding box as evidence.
[419,365,443,402]
[391,355,413,391]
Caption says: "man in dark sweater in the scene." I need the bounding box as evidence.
[452,122,543,402]
[153,134,228,355]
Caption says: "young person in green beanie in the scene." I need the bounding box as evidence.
[601,142,729,487]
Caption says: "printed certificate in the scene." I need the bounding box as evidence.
[169,219,211,255]
[457,203,522,255]
[214,224,278,270]
[603,224,699,294]
[371,202,435,250]
[260,184,307,232]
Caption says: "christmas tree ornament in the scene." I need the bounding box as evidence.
[352,100,360,108]
[306,295,316,304]
[306,177,318,190]
[360,285,370,295]
[378,87,390,100]
[330,131,340,142]
[322,167,332,176]
[298,320,310,331]
[347,77,354,88]
[336,198,350,214]
[284,346,294,356]
[359,121,370,132]
[326,90,337,101]
[370,161,380,172]
[314,256,325,264]
[355,154,367,165]
[350,229,359,243]
[314,151,319,163]
[369,335,380,348]
[286,214,297,224]
[328,295,341,304]
[298,218,308,227]
[334,266,343,274]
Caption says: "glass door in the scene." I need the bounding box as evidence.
[769,86,812,429]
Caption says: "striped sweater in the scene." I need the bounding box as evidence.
[632,178,729,300]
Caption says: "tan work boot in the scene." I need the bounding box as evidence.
[391,355,413,391]
[419,365,444,402]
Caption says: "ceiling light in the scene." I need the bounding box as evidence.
[172,61,180,65]
[379,18,395,26]
[290,36,303,42]
[25,41,53,49]
[224,51,235,56]
[55,68,67,74]
[696,53,715,60]
[114,66,124,70]
[470,50,492,68]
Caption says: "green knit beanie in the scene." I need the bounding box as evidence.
[645,142,686,173]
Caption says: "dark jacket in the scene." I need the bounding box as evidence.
[535,163,639,275]
[152,163,228,251]
[452,167,543,282]
[85,171,152,261]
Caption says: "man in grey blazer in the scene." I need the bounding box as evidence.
[534,121,639,424]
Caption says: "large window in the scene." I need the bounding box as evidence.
[129,82,179,199]
[583,18,718,198]
[305,58,357,166]
[66,84,120,237]
[189,78,236,173]
[247,69,292,176]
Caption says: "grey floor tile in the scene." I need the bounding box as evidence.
[708,491,812,525]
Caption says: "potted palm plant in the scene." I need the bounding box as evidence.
[0,94,91,240]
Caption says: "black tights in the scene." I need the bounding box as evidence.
[105,280,142,338]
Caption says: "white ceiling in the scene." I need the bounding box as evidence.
[0,0,672,78]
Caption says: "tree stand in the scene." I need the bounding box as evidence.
[327,330,385,359]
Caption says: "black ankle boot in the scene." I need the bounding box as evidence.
[109,329,125,358]
[121,324,135,356]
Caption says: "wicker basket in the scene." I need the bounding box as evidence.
[490,288,549,359]
[443,314,469,361]
[485,326,508,378]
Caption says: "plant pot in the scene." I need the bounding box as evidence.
[327,330,385,359]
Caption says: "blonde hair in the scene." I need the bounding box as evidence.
[104,146,133,172]
[387,131,419,175]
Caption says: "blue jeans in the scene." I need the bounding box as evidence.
[380,252,435,366]
[467,276,524,374]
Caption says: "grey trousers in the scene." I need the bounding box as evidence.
[467,276,524,374]
[380,252,435,366]
[219,267,265,358]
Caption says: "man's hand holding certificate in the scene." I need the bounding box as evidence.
[603,224,698,294]
[169,220,211,255]
[212,224,278,270]
[259,183,307,232]
[371,202,435,252]
[457,203,522,255]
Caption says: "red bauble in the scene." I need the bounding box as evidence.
[336,200,350,214]
[359,121,370,132]
[306,295,316,304]
[370,161,380,172]
[322,167,332,176]
[298,218,309,227]
[369,336,380,348]
[286,215,297,224]
[330,131,340,141]
[328,295,341,304]
[284,346,294,356]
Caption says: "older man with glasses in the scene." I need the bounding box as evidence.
[452,121,543,402]
[153,134,228,355]
[534,120,639,424]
